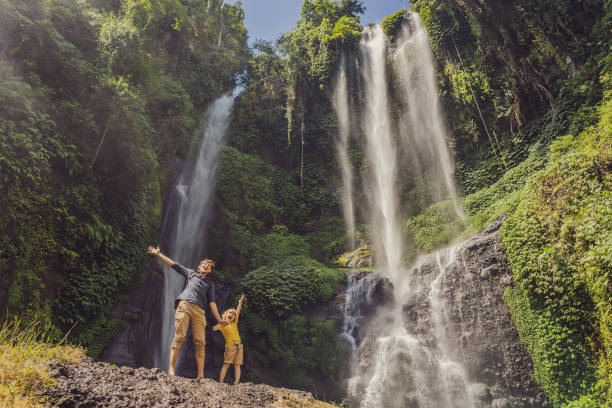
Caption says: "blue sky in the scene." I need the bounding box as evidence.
[229,0,412,44]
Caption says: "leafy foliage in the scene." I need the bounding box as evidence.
[0,0,247,356]
[502,101,611,406]
[251,226,311,270]
[241,256,343,318]
[381,9,407,41]
[238,256,345,397]
[412,0,610,193]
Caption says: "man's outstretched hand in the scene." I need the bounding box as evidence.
[147,246,160,255]
[147,246,175,266]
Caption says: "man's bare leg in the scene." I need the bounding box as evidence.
[219,363,231,383]
[196,355,205,379]
[233,364,241,385]
[169,348,179,376]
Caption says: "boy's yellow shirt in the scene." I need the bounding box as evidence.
[219,318,241,346]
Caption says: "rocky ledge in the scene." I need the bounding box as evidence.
[43,358,335,408]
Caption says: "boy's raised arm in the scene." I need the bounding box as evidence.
[236,294,245,319]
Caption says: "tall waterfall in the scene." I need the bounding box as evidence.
[154,95,234,370]
[360,25,404,282]
[395,13,463,218]
[334,13,481,408]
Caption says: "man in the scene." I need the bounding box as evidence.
[147,246,228,379]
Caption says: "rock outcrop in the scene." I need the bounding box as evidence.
[346,216,548,407]
[43,359,335,408]
[402,215,545,406]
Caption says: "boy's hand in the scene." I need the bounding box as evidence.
[239,294,245,303]
[147,246,160,256]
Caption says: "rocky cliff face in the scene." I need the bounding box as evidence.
[406,216,545,406]
[346,216,548,407]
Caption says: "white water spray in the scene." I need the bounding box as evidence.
[343,14,476,408]
[360,25,404,282]
[155,95,234,370]
[395,13,464,218]
[332,56,357,249]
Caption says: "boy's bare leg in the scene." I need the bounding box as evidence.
[219,363,231,383]
[169,348,179,375]
[234,364,241,385]
[196,355,205,379]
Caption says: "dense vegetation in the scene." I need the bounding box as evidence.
[0,0,248,355]
[205,1,364,396]
[238,256,344,394]
[2,0,610,405]
[503,102,611,407]
[409,1,611,405]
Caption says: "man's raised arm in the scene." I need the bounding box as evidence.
[147,246,175,266]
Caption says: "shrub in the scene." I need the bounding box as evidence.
[251,226,311,269]
[240,256,343,318]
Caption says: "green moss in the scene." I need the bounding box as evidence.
[381,9,407,41]
[404,200,470,259]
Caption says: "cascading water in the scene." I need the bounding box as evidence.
[360,25,404,281]
[395,13,463,218]
[332,56,357,250]
[336,12,543,407]
[154,95,234,370]
[335,14,486,408]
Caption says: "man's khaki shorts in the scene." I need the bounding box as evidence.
[172,300,206,357]
[224,343,243,365]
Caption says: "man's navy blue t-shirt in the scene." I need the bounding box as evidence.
[171,263,216,310]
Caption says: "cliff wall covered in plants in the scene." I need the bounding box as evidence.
[0,0,248,356]
[1,0,610,406]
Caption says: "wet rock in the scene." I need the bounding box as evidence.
[337,245,374,268]
[492,398,513,408]
[471,382,492,402]
[347,216,547,407]
[480,265,498,279]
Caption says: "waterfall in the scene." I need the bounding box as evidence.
[338,13,483,408]
[360,25,404,282]
[332,56,357,250]
[154,95,234,370]
[395,13,463,218]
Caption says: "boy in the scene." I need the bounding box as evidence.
[147,245,228,379]
[214,294,245,384]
